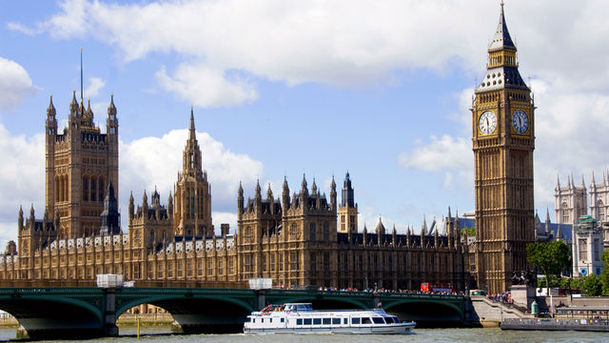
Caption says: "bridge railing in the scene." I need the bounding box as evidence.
[133,280,248,289]
[0,280,96,288]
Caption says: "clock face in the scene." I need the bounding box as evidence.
[512,110,529,134]
[478,111,497,135]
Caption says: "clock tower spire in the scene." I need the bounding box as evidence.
[472,3,535,294]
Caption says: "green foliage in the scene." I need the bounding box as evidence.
[537,276,560,288]
[569,277,584,291]
[459,228,476,237]
[600,270,609,296]
[583,274,602,296]
[602,249,609,269]
[559,277,572,290]
[527,241,570,275]
[527,241,570,293]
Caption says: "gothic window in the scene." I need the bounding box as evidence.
[218,260,224,276]
[594,239,600,261]
[290,252,299,271]
[244,254,252,272]
[598,200,605,222]
[99,177,104,201]
[55,176,60,202]
[245,226,253,241]
[309,223,316,241]
[90,176,97,202]
[270,254,275,272]
[562,202,569,223]
[579,239,587,261]
[323,252,329,271]
[262,255,267,272]
[279,253,284,271]
[83,177,88,201]
[290,224,299,238]
[229,258,234,274]
[310,254,316,272]
[323,223,329,241]
[207,260,213,275]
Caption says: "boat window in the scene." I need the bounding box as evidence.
[261,318,264,323]
[304,318,312,325]
[343,318,348,325]
[313,318,322,325]
[392,316,400,323]
[332,318,340,325]
[323,318,331,325]
[245,317,251,323]
[297,319,303,325]
[352,318,360,325]
[372,317,385,324]
[281,318,285,323]
[362,317,372,324]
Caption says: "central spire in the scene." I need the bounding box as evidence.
[189,106,196,142]
[182,108,203,177]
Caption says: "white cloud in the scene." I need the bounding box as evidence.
[156,64,257,107]
[84,77,105,98]
[0,124,45,243]
[398,135,471,173]
[0,57,37,110]
[120,127,263,220]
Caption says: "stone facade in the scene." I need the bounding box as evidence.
[555,173,609,248]
[1,96,466,290]
[471,4,535,294]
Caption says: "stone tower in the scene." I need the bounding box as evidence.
[44,93,119,238]
[338,172,358,233]
[472,3,535,293]
[173,109,213,238]
[555,174,587,226]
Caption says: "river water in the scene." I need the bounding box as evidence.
[0,327,604,342]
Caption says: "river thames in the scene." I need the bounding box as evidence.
[0,328,605,342]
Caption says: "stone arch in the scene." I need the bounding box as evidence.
[383,299,463,326]
[0,296,104,339]
[116,295,253,333]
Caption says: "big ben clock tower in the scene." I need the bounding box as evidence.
[472,3,535,293]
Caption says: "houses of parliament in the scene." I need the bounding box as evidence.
[0,4,535,294]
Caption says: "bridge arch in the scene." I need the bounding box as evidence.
[383,299,463,326]
[0,296,104,339]
[117,294,253,334]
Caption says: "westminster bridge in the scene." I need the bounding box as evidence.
[0,281,465,339]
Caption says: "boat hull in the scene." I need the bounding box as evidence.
[244,323,415,334]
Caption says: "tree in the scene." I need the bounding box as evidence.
[600,250,609,295]
[583,275,602,296]
[527,241,571,294]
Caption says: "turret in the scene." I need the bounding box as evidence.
[237,182,244,214]
[330,176,337,210]
[106,94,118,135]
[168,192,173,218]
[281,177,290,211]
[301,174,309,199]
[69,90,79,122]
[142,190,148,212]
[128,192,134,221]
[18,206,24,231]
[29,204,35,224]
[311,179,318,195]
[254,180,262,211]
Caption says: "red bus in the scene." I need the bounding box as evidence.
[420,282,455,293]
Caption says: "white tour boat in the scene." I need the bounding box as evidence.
[243,303,416,334]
